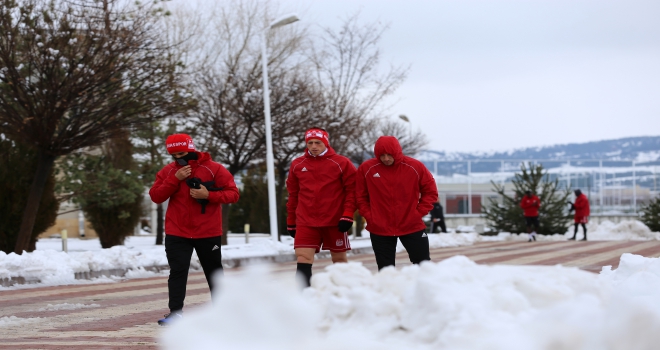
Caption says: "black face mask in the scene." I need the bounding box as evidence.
[173,152,198,166]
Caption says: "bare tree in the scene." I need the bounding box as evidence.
[351,117,429,164]
[179,0,308,243]
[0,0,187,253]
[308,12,409,156]
[270,74,327,236]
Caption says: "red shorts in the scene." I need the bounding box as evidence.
[294,226,351,253]
[574,216,588,224]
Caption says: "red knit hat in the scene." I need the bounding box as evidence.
[165,134,196,154]
[305,128,330,148]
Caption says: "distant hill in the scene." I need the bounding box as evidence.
[418,136,660,189]
[419,136,660,164]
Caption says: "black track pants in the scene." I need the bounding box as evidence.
[573,223,587,238]
[370,230,430,270]
[165,235,224,312]
[430,221,447,233]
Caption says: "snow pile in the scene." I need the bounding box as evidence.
[479,220,660,242]
[162,254,660,350]
[586,220,660,241]
[220,238,294,259]
[0,245,167,284]
[428,232,478,248]
[37,303,100,311]
[160,266,325,350]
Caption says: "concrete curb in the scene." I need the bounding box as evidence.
[1,246,375,288]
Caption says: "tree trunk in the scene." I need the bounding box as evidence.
[221,203,229,245]
[99,231,125,248]
[155,203,164,245]
[14,152,56,254]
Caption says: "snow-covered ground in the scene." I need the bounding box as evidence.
[0,231,477,290]
[161,253,660,350]
[0,220,657,291]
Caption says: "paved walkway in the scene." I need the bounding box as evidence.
[2,240,660,349]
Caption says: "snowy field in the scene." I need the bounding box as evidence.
[0,220,658,291]
[161,253,660,350]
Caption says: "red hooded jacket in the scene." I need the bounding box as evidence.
[149,152,239,239]
[574,193,590,218]
[286,147,357,227]
[356,136,438,236]
[520,195,540,217]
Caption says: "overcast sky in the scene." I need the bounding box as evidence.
[274,0,660,153]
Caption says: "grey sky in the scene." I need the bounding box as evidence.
[279,0,660,153]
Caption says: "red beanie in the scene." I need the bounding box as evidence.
[165,134,196,154]
[305,128,330,148]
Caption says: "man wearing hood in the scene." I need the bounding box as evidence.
[520,190,541,242]
[286,127,357,288]
[356,136,438,270]
[149,134,240,325]
[568,189,590,241]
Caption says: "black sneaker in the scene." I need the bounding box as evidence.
[568,237,576,240]
[158,311,183,326]
[580,237,587,241]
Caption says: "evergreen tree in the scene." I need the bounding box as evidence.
[640,197,660,232]
[228,166,270,234]
[483,163,571,235]
[0,0,187,254]
[59,132,144,248]
[132,120,181,245]
[0,139,58,253]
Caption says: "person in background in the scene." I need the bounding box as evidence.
[429,199,447,233]
[286,127,357,288]
[520,190,541,242]
[356,136,438,270]
[568,189,590,241]
[149,134,240,326]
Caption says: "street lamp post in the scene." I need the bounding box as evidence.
[261,14,299,242]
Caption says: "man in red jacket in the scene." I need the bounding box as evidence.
[356,136,438,270]
[286,127,357,287]
[520,190,541,242]
[568,189,590,241]
[149,134,239,325]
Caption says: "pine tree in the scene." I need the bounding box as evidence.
[132,120,181,245]
[483,163,571,235]
[59,132,144,248]
[640,197,660,232]
[228,165,270,234]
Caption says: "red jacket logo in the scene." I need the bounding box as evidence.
[306,131,327,141]
[167,142,187,148]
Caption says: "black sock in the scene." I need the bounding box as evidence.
[296,263,312,288]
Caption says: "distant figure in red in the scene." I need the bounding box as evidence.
[568,189,590,241]
[519,190,541,242]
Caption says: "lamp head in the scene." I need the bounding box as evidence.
[270,14,299,29]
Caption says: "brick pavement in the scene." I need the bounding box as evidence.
[2,240,660,349]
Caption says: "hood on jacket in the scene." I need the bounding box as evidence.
[374,136,404,164]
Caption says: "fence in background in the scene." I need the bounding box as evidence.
[421,159,660,215]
